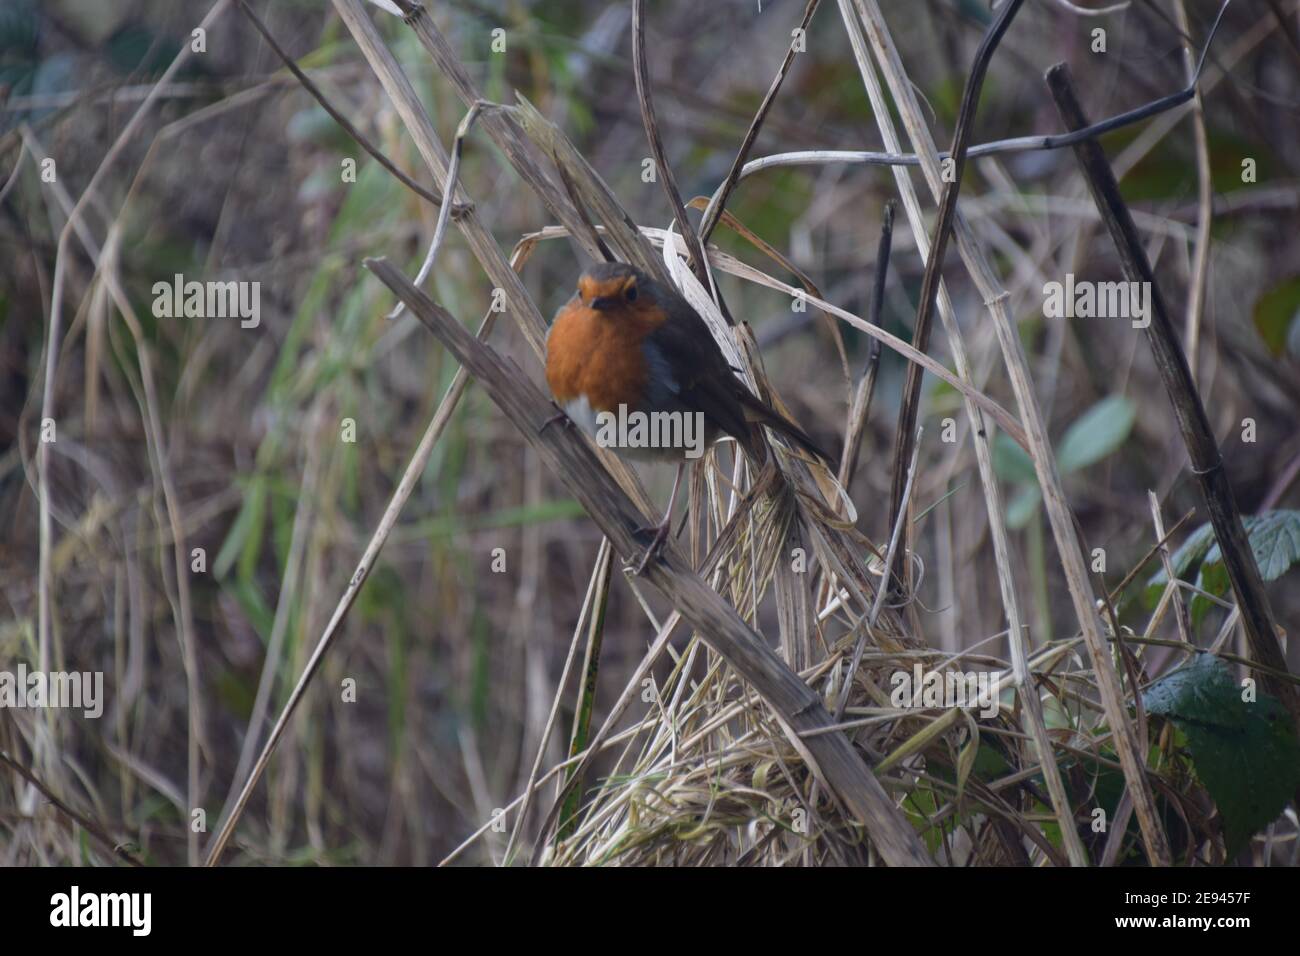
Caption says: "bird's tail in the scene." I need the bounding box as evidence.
[736,391,834,466]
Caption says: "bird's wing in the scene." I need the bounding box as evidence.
[642,301,753,447]
[643,281,832,464]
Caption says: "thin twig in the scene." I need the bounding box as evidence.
[1173,0,1213,383]
[887,0,1027,597]
[698,0,822,243]
[503,539,611,863]
[706,0,1234,197]
[0,751,143,867]
[631,0,708,283]
[391,0,622,267]
[388,100,488,319]
[840,199,893,490]
[203,315,496,867]
[1148,492,1193,647]
[558,542,614,840]
[235,0,465,212]
[1105,507,1195,603]
[834,426,921,721]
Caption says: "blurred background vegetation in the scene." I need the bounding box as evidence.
[1,0,1298,865]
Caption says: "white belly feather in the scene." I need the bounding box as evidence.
[563,396,602,440]
[562,396,699,463]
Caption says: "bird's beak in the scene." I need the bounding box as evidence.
[589,296,617,311]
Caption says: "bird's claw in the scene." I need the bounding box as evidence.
[539,402,571,436]
[627,520,671,575]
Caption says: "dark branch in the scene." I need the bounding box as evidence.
[1045,60,1299,737]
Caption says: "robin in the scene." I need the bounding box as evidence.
[545,261,832,572]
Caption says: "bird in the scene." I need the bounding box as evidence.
[545,261,832,573]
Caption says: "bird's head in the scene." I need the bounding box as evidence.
[577,262,655,316]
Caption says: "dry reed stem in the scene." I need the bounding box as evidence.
[836,0,1091,864]
[1173,0,1214,383]
[202,305,501,866]
[391,0,617,266]
[885,0,1024,590]
[503,539,613,861]
[850,0,1174,863]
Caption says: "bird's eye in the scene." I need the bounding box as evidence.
[625,284,638,301]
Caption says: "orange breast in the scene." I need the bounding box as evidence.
[546,300,655,413]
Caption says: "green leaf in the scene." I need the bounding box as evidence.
[214,477,266,580]
[1196,510,1300,625]
[1147,510,1300,615]
[1252,276,1300,357]
[993,431,1036,484]
[105,25,184,79]
[1202,510,1300,583]
[1006,483,1041,530]
[237,478,268,584]
[902,782,943,855]
[225,576,274,641]
[1142,653,1300,856]
[1144,520,1218,608]
[1056,395,1136,474]
[954,720,980,804]
[1188,573,1218,629]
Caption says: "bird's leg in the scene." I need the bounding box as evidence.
[630,460,686,575]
